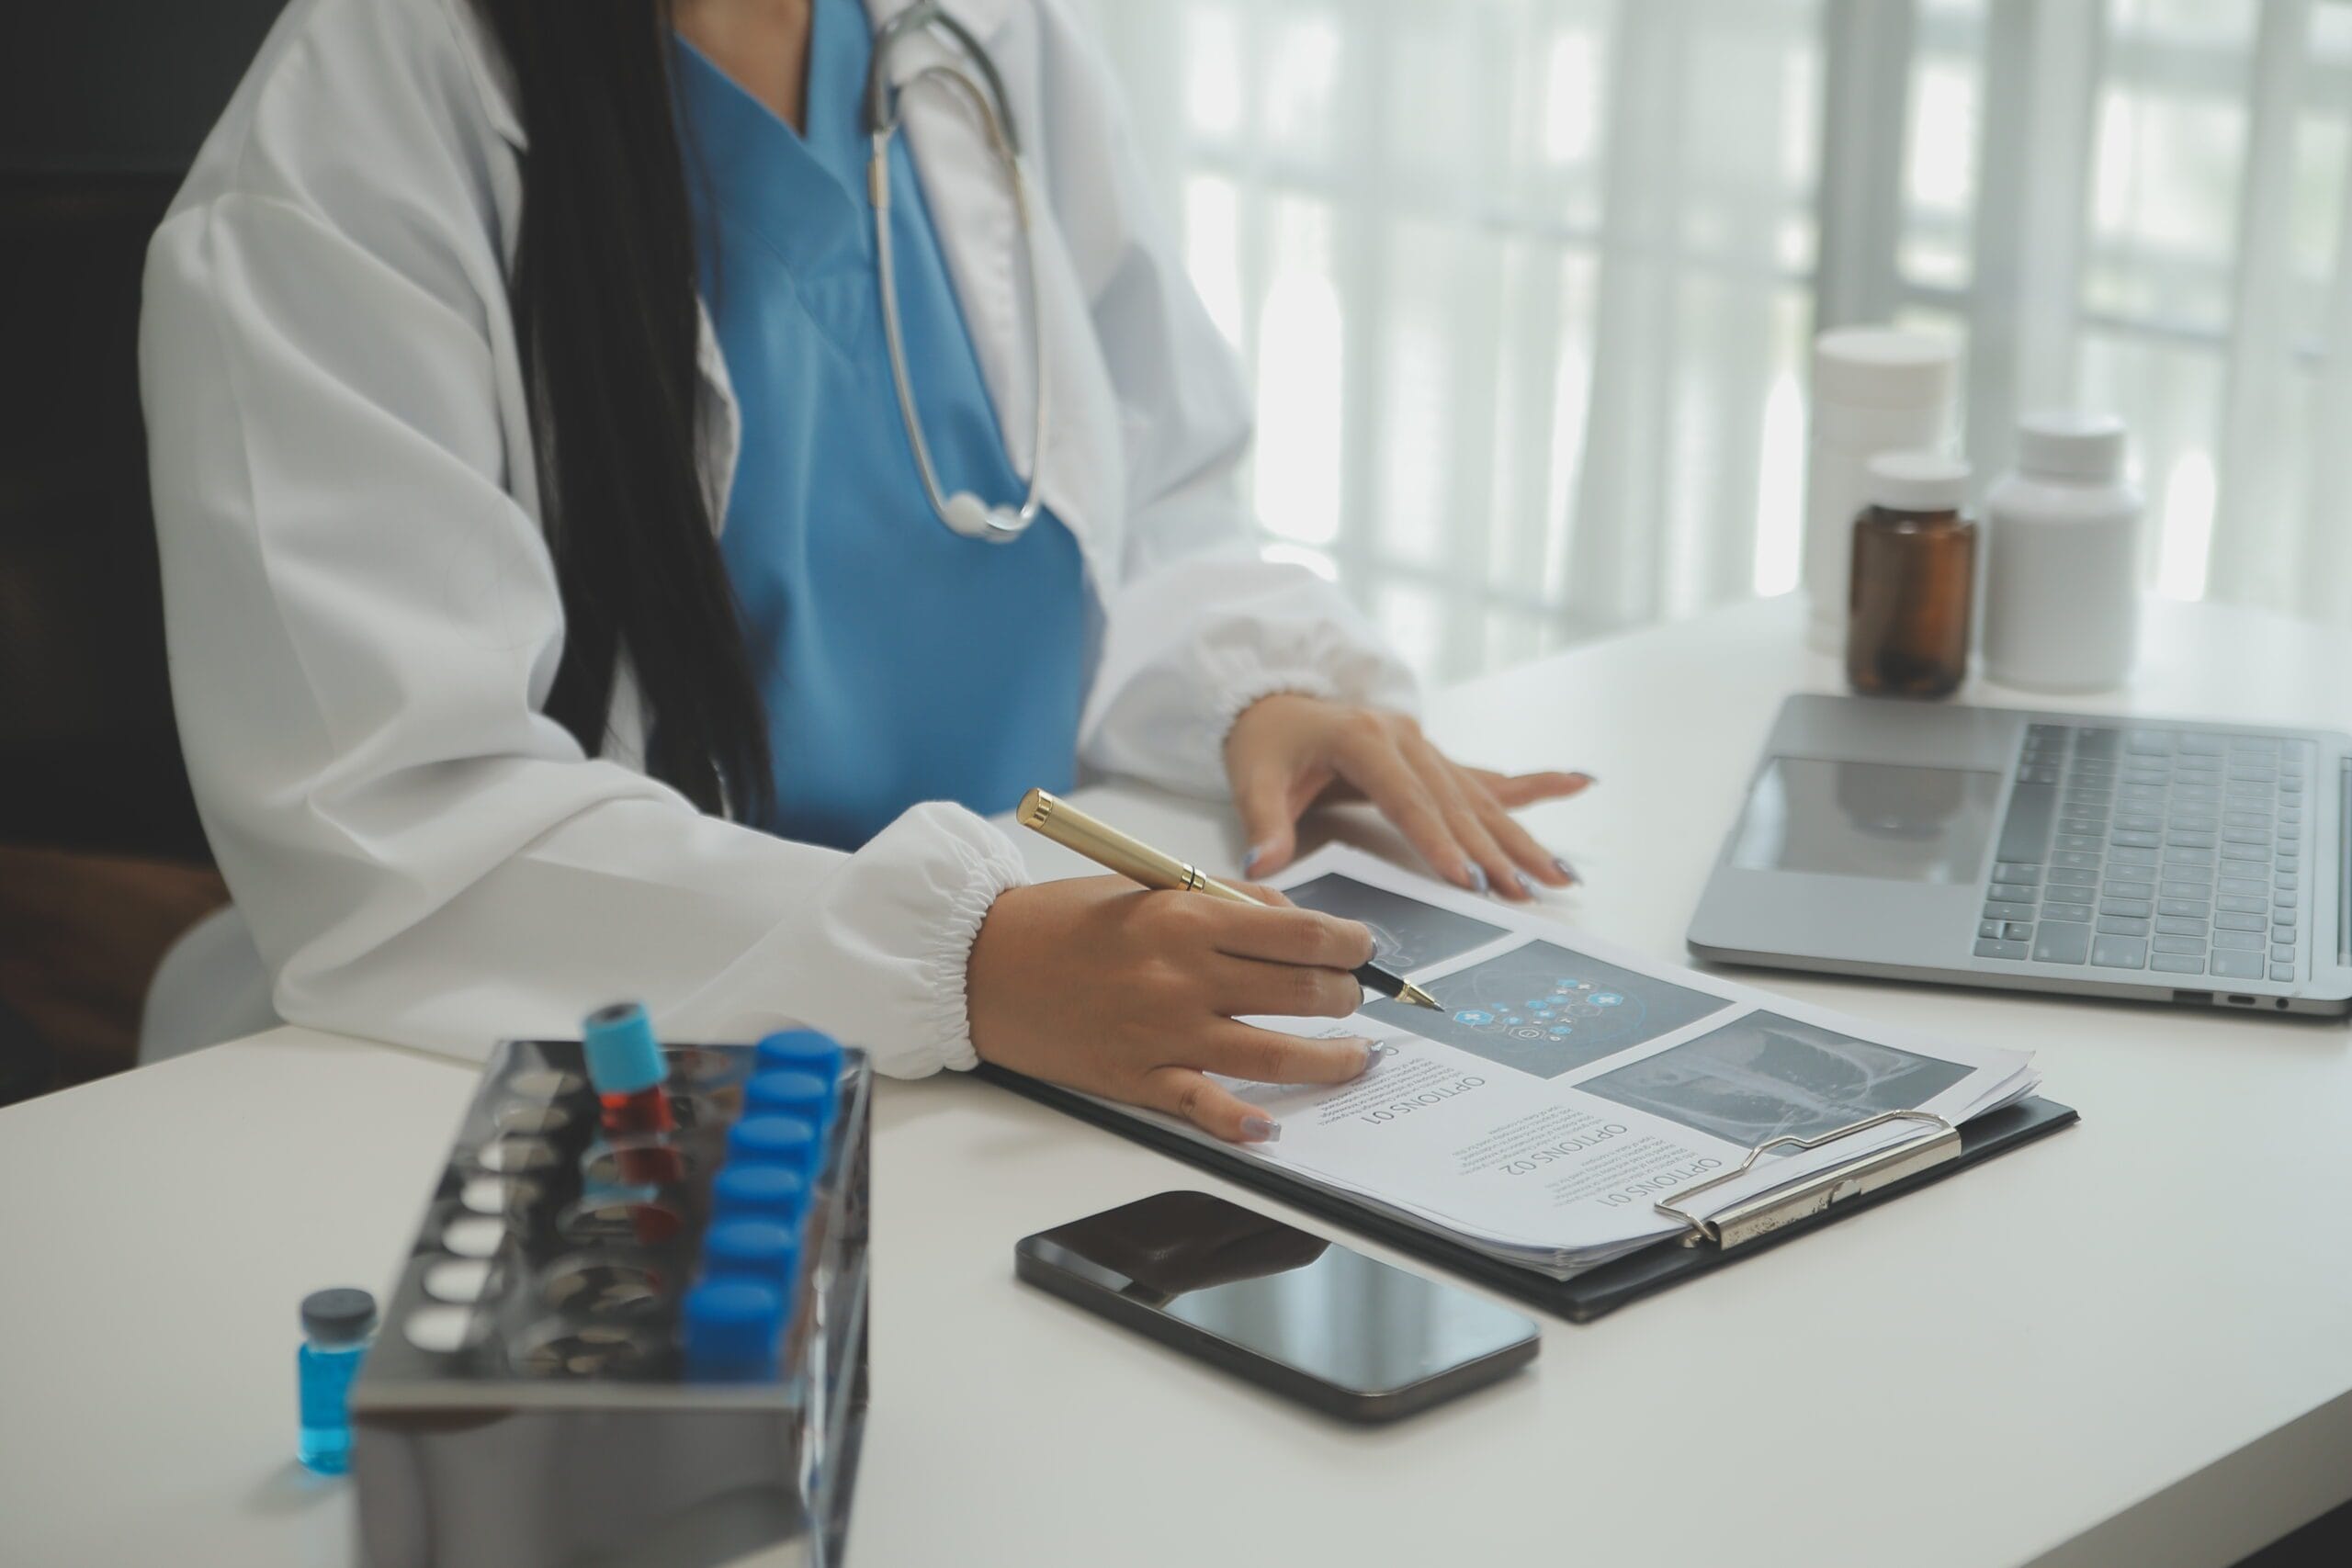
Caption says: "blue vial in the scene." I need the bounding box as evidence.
[744,1069,833,1124]
[726,1113,819,1170]
[683,1278,784,1382]
[703,1216,804,1298]
[296,1287,378,1475]
[754,1029,843,1083]
[711,1161,809,1225]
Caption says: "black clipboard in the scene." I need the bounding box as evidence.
[975,1064,2079,1323]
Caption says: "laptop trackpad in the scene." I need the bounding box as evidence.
[1688,696,2024,967]
[1730,758,2003,885]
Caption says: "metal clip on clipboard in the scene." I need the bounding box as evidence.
[1653,1108,1962,1251]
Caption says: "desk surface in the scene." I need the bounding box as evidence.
[6,595,2350,1568]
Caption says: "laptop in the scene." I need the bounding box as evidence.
[1688,694,2352,1016]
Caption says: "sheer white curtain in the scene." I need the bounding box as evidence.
[1831,0,2352,624]
[1076,0,1823,682]
[1072,0,2352,686]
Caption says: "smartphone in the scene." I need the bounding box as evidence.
[1013,1190,1539,1422]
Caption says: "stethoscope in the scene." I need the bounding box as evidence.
[863,2,1047,543]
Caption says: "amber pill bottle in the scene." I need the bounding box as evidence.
[1846,451,1975,699]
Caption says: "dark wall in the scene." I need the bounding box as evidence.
[1,1,289,859]
[4,1,293,175]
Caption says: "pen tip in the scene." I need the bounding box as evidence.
[1400,983,1442,1010]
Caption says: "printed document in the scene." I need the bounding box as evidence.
[1106,845,2040,1279]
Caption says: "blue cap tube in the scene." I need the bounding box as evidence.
[711,1162,809,1224]
[683,1278,784,1382]
[754,1029,844,1080]
[581,1002,665,1096]
[703,1217,803,1295]
[726,1113,819,1169]
[744,1069,833,1122]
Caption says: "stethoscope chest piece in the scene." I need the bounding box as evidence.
[941,491,1027,543]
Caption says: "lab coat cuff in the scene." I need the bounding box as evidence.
[916,810,1030,1076]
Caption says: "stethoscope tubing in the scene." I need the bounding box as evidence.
[864,7,1049,543]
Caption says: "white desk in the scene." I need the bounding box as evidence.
[6,596,2350,1568]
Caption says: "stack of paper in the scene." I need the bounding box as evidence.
[1114,846,2040,1281]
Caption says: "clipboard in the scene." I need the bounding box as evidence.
[974,1064,2079,1323]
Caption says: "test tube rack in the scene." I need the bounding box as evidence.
[349,1037,872,1568]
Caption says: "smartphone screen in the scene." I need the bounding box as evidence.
[1016,1190,1537,1418]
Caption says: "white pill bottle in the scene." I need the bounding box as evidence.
[1803,327,1959,652]
[1981,411,2143,692]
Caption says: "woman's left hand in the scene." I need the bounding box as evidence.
[1224,693,1593,900]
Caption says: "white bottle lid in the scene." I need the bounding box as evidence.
[1864,450,1970,513]
[1813,327,1959,412]
[2016,409,2127,482]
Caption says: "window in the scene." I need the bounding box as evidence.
[1834,0,2352,618]
[1079,0,2352,685]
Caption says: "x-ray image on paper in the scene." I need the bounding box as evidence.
[1363,940,1731,1079]
[1578,1011,1973,1148]
[1283,873,1508,973]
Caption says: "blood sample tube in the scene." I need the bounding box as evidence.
[744,1069,833,1125]
[725,1113,819,1172]
[682,1278,784,1383]
[703,1217,803,1300]
[711,1162,809,1227]
[581,1001,683,1187]
[754,1029,844,1084]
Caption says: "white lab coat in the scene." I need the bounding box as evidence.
[138,0,1414,1074]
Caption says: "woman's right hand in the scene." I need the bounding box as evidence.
[965,876,1381,1144]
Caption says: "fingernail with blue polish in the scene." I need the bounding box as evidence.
[1516,871,1541,897]
[1554,856,1582,885]
[1240,846,1263,877]
[1240,1116,1281,1144]
[1464,863,1488,894]
[1348,1038,1381,1072]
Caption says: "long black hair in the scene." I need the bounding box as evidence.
[475,0,773,821]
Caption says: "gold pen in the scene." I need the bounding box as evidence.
[1016,788,1442,1010]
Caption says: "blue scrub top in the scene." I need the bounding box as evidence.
[673,5,1086,851]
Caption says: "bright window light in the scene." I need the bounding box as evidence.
[1753,374,1804,596]
[1252,269,1344,547]
[2155,449,2216,601]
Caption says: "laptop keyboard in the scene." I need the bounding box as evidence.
[1973,724,2312,982]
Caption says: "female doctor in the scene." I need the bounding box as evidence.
[140,0,1589,1142]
